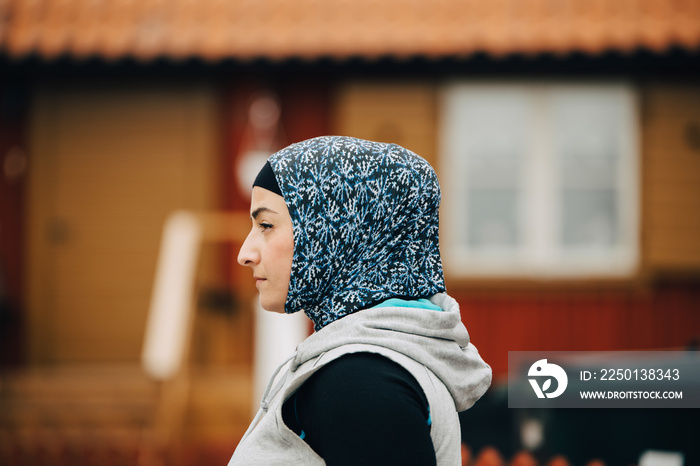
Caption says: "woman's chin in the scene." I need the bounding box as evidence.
[259,298,285,314]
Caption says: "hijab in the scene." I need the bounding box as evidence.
[266,136,445,330]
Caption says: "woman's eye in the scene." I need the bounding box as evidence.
[259,222,273,231]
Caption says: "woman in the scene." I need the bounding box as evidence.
[230,136,491,465]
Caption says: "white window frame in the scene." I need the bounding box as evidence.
[439,81,640,279]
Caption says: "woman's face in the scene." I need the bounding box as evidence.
[237,187,294,313]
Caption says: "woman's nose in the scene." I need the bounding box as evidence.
[237,232,259,267]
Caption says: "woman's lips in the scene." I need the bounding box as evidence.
[254,277,266,286]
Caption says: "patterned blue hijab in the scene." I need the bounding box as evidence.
[268,136,445,330]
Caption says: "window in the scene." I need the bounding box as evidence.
[440,82,639,278]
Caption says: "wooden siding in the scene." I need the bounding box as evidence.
[26,79,223,363]
[642,83,700,271]
[333,81,438,167]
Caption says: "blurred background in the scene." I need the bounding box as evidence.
[0,0,699,465]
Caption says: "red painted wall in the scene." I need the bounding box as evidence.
[454,281,700,379]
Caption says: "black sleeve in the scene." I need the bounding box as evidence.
[282,352,437,466]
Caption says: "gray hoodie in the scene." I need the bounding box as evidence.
[228,293,492,465]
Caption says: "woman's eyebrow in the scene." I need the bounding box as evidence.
[251,207,278,220]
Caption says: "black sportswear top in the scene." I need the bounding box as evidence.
[281,352,437,466]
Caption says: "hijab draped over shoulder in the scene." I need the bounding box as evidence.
[267,136,445,330]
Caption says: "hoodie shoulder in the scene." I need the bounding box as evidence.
[293,293,492,412]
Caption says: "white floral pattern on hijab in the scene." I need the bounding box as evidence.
[268,136,445,330]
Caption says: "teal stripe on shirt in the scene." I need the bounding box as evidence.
[372,298,442,312]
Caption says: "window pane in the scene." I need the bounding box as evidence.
[467,188,519,248]
[561,189,617,247]
[553,90,621,189]
[467,151,522,188]
[455,90,529,251]
[553,90,624,251]
[560,152,617,189]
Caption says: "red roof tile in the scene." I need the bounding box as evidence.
[1,0,699,61]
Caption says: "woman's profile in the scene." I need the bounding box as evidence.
[230,136,491,465]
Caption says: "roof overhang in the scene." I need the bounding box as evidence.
[1,0,699,62]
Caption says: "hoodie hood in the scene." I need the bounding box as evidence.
[289,293,492,412]
[268,136,445,330]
